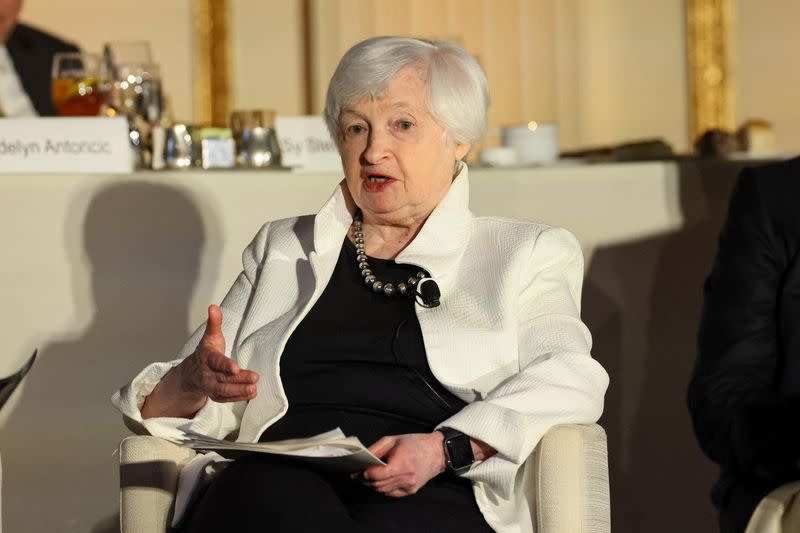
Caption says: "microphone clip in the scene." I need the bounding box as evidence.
[415,277,441,308]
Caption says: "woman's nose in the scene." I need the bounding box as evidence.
[362,130,391,164]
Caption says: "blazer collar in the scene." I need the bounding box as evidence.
[394,163,472,283]
[312,164,472,285]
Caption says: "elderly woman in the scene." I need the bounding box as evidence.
[113,36,608,532]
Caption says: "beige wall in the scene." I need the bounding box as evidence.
[307,0,562,139]
[27,1,800,159]
[229,0,307,115]
[558,0,689,151]
[19,0,691,151]
[734,0,800,154]
[307,0,689,151]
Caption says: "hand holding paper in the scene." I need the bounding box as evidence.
[361,432,446,497]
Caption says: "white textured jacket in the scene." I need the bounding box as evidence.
[112,165,609,533]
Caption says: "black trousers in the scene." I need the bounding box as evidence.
[179,454,494,533]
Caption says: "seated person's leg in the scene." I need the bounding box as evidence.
[346,475,493,533]
[180,454,364,533]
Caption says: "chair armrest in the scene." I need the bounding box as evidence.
[119,436,197,533]
[745,480,800,533]
[532,423,610,533]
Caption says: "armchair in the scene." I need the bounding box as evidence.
[119,423,610,533]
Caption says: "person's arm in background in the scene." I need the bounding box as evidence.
[689,167,800,481]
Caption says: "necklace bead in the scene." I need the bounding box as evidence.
[352,210,427,299]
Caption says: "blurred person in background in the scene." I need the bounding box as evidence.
[689,157,800,532]
[0,0,77,116]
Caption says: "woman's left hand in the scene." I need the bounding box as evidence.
[361,432,446,497]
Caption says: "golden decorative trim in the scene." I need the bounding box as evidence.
[300,0,313,114]
[193,0,231,126]
[686,0,735,142]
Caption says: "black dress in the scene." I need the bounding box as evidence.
[180,238,494,533]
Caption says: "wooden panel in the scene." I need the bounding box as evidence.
[519,0,558,122]
[374,0,413,36]
[309,0,341,112]
[308,0,560,136]
[554,0,580,149]
[687,0,734,140]
[482,0,522,130]
[448,0,485,61]
[408,0,450,39]
[734,0,800,152]
[336,0,377,46]
[230,0,307,116]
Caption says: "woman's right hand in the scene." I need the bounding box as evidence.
[141,305,259,419]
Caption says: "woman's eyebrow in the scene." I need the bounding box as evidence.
[340,102,417,121]
[340,108,367,120]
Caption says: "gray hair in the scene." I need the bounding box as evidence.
[324,36,490,146]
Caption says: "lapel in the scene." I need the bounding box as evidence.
[310,181,355,280]
[236,183,352,441]
[395,164,473,288]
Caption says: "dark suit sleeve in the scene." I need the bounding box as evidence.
[689,167,800,480]
[5,23,80,116]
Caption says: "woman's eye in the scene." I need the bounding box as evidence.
[346,124,366,135]
[397,120,414,130]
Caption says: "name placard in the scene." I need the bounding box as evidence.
[275,115,342,172]
[0,117,133,173]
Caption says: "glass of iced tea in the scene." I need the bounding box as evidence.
[51,52,103,116]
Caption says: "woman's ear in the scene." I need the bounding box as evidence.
[455,143,471,161]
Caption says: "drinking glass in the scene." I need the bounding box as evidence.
[230,109,282,167]
[110,63,163,122]
[51,52,103,116]
[102,41,153,78]
[100,63,163,167]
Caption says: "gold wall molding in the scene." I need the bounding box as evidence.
[193,0,231,126]
[686,0,735,142]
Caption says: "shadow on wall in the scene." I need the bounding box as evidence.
[582,159,760,533]
[0,182,215,533]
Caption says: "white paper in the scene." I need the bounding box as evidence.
[175,427,385,471]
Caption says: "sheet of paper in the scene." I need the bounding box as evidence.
[176,427,385,471]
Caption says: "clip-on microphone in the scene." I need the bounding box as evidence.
[415,278,441,308]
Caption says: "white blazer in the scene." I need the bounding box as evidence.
[113,165,609,533]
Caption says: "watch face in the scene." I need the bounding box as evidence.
[446,434,474,470]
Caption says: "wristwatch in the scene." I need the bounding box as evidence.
[439,427,475,474]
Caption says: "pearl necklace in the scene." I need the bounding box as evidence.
[352,211,428,298]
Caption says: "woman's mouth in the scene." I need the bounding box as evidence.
[364,174,394,192]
